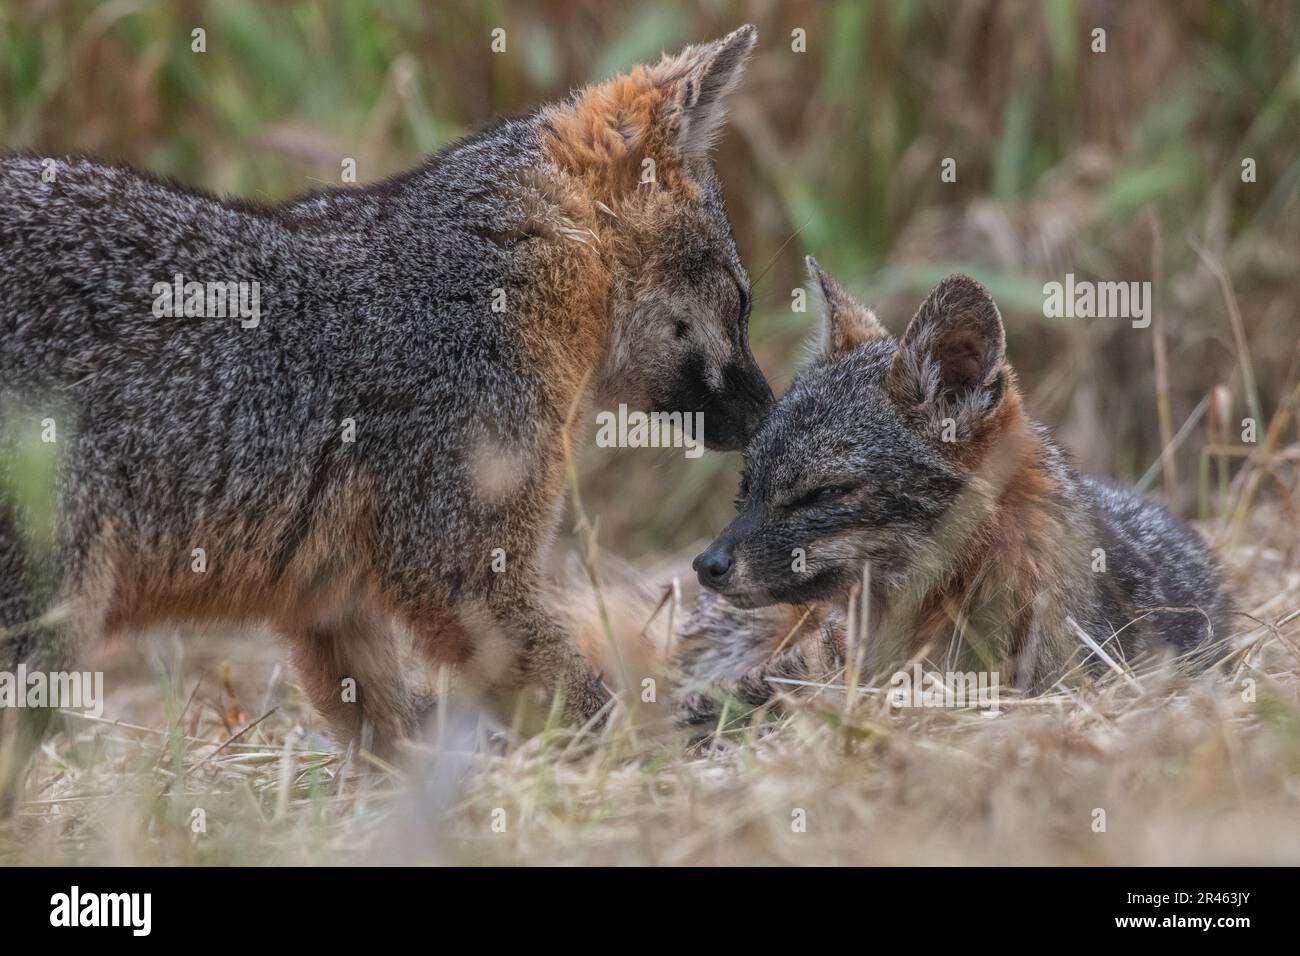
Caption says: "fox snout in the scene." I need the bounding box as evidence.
[692,536,768,609]
[688,353,774,451]
[693,545,735,590]
[693,506,763,599]
[723,355,775,447]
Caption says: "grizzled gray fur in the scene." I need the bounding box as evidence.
[679,261,1234,722]
[0,27,772,804]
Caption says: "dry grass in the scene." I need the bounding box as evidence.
[1,0,1297,868]
[2,492,1296,866]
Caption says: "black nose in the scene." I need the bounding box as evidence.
[693,548,734,590]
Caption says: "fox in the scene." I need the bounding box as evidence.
[674,259,1234,722]
[0,26,773,800]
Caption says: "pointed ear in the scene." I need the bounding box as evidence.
[887,275,1007,412]
[652,24,756,161]
[806,257,889,361]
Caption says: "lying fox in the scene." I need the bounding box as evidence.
[674,260,1234,721]
[0,26,772,800]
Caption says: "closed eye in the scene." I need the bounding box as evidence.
[785,484,854,510]
[733,474,751,509]
[729,270,751,323]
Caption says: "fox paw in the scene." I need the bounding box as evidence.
[563,668,614,727]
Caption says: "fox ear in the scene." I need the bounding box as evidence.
[806,257,889,361]
[653,25,756,161]
[887,274,1007,415]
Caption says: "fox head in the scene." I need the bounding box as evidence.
[542,25,772,450]
[693,259,1027,607]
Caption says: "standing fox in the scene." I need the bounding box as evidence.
[676,260,1233,720]
[0,25,772,794]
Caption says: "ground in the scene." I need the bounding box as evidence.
[2,499,1296,867]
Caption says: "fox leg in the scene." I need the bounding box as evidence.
[479,583,612,725]
[0,506,75,816]
[0,622,60,817]
[280,605,432,757]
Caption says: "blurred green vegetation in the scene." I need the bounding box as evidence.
[0,411,60,557]
[2,0,1297,556]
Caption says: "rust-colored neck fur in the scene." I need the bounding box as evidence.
[876,382,1073,682]
[524,75,703,412]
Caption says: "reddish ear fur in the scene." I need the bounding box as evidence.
[541,26,756,198]
[806,257,889,360]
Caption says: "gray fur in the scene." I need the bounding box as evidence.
[683,270,1235,720]
[0,28,770,799]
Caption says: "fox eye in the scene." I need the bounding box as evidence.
[734,475,751,507]
[674,320,690,339]
[787,484,853,510]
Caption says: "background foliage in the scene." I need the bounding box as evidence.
[3,0,1299,870]
[3,0,1296,556]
